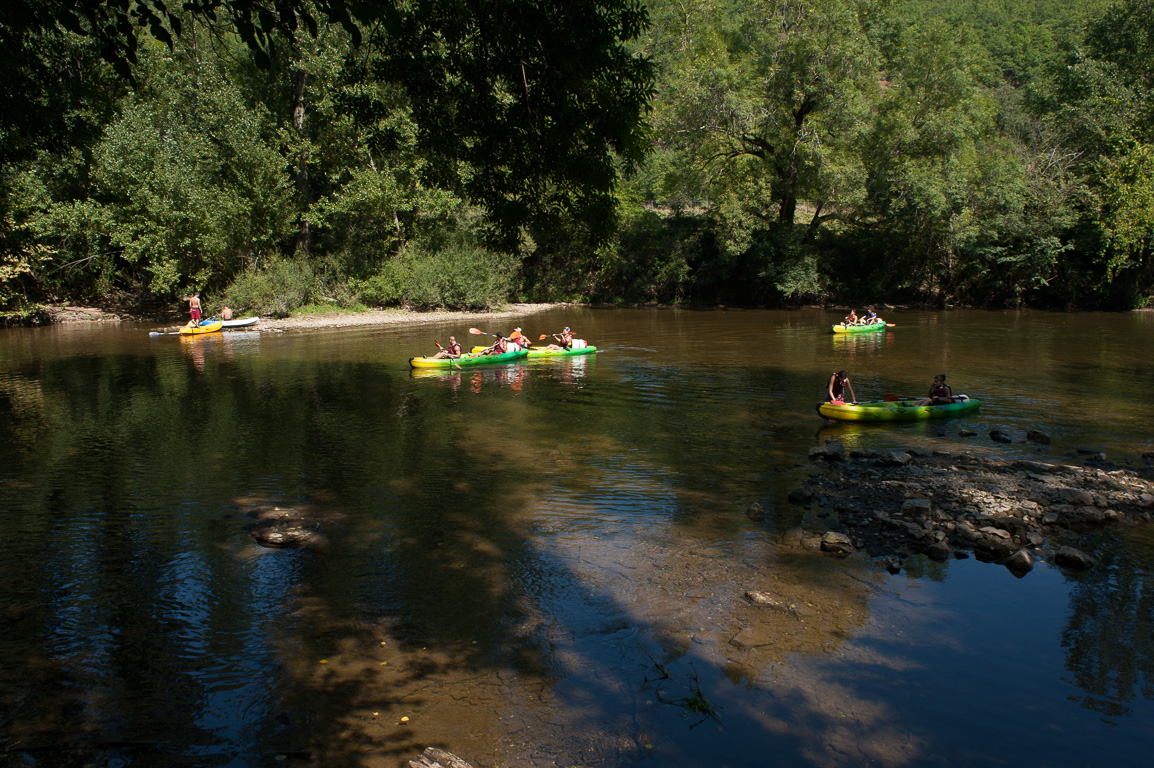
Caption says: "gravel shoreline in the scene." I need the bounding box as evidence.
[45,303,563,332]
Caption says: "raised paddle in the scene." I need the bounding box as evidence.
[468,327,496,337]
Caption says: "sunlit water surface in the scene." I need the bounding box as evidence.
[1,308,1152,767]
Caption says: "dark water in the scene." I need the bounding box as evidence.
[1,308,1152,767]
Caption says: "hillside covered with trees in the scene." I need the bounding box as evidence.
[2,0,1152,321]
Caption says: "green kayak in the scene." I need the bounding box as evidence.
[409,348,528,369]
[831,321,888,334]
[817,396,980,422]
[528,345,597,358]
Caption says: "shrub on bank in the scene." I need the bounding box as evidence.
[355,239,516,311]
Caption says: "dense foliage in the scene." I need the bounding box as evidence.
[2,0,1152,320]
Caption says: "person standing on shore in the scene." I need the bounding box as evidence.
[188,292,202,327]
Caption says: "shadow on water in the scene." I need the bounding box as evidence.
[1,310,1153,767]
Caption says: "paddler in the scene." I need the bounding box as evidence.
[508,327,532,349]
[539,326,574,351]
[844,309,858,326]
[430,336,463,359]
[481,332,509,356]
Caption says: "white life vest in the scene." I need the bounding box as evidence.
[571,338,587,349]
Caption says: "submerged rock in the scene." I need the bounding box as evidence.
[1055,546,1096,570]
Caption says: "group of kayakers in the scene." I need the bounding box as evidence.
[842,307,884,326]
[827,370,957,407]
[428,326,577,359]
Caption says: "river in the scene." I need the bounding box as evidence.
[1,307,1151,767]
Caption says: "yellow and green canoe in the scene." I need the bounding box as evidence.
[831,321,888,334]
[817,396,980,422]
[410,348,528,369]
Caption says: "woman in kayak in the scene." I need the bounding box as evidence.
[481,333,509,356]
[827,371,856,403]
[915,374,952,406]
[430,336,463,359]
[844,310,859,325]
[539,327,574,351]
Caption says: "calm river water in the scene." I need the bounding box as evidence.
[1,307,1152,768]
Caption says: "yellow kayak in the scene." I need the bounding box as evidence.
[179,321,223,336]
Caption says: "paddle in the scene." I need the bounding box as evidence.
[468,327,495,337]
[148,329,182,337]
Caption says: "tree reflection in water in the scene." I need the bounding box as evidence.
[1060,527,1154,719]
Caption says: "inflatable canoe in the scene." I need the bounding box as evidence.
[831,321,887,334]
[817,396,980,422]
[410,348,528,369]
[470,344,596,357]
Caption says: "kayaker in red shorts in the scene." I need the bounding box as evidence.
[188,291,202,327]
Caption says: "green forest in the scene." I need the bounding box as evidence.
[2,0,1153,321]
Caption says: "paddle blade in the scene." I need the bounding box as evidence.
[469,327,484,335]
[539,334,547,340]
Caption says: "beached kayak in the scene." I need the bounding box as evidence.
[409,348,528,369]
[179,320,223,336]
[817,396,980,422]
[221,317,258,328]
[831,321,888,334]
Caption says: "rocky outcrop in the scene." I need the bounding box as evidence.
[786,444,1154,575]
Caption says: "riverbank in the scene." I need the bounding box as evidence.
[39,302,563,331]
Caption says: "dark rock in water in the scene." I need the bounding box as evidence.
[1054,546,1096,570]
[959,429,976,437]
[1143,451,1154,462]
[928,542,951,561]
[989,429,1013,444]
[788,486,815,505]
[809,441,846,461]
[879,557,902,574]
[821,531,854,557]
[1002,548,1035,577]
[746,501,766,522]
[243,503,330,549]
[1026,430,1051,444]
[1075,447,1104,455]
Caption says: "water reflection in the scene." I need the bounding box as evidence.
[0,309,1152,767]
[1060,526,1154,720]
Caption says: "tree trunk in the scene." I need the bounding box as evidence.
[291,68,311,255]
